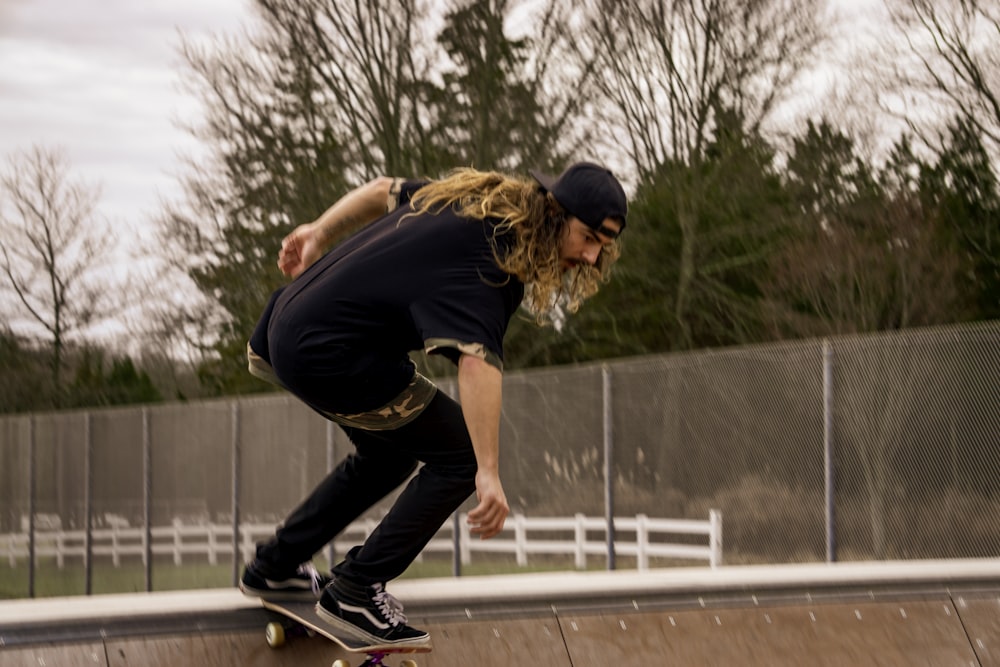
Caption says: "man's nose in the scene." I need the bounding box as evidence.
[582,246,600,265]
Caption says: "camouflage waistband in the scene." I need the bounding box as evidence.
[386,177,405,213]
[247,343,282,386]
[425,338,504,371]
[333,371,437,430]
[247,342,436,431]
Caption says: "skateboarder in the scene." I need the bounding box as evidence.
[239,162,627,647]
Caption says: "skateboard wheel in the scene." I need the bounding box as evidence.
[266,622,286,648]
[332,660,352,667]
[400,660,418,667]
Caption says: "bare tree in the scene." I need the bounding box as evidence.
[246,0,440,178]
[583,0,824,180]
[431,0,595,172]
[247,0,590,175]
[887,0,1000,157]
[0,146,114,404]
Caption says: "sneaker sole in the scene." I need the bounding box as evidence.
[314,602,431,648]
[239,580,322,602]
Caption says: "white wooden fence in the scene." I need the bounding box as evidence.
[447,512,723,570]
[3,510,722,572]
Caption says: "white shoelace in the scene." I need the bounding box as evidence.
[296,562,323,597]
[371,584,408,627]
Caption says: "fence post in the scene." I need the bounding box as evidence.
[112,525,120,568]
[142,407,152,591]
[451,512,462,577]
[709,509,723,568]
[208,525,217,565]
[231,401,241,586]
[823,339,836,563]
[514,514,527,566]
[28,415,36,598]
[602,365,616,571]
[326,419,337,570]
[459,513,470,566]
[574,513,586,569]
[636,514,648,571]
[84,411,93,595]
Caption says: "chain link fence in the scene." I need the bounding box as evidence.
[1,321,997,597]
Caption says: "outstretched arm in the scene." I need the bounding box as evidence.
[278,176,395,278]
[458,353,510,540]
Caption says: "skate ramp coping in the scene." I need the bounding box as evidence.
[1,559,999,666]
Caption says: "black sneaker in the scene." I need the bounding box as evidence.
[239,560,332,600]
[317,579,429,647]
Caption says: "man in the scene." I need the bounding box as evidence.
[239,162,627,647]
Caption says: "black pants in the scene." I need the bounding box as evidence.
[254,390,478,585]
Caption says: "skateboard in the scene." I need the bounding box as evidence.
[260,598,432,667]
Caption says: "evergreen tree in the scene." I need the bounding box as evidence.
[0,329,50,414]
[920,117,1000,321]
[505,107,791,364]
[765,121,968,335]
[68,348,163,408]
[433,0,571,171]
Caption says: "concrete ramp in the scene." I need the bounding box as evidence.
[2,560,999,666]
[106,632,334,667]
[956,595,1000,666]
[422,618,570,666]
[0,643,106,666]
[560,600,982,666]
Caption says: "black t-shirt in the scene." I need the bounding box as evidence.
[264,181,525,413]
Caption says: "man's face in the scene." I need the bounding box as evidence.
[558,216,621,270]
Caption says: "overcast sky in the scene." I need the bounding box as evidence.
[0,0,251,225]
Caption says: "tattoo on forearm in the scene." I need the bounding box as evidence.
[320,215,359,247]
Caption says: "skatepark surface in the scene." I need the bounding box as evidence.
[2,559,999,666]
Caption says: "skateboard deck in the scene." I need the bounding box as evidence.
[260,598,431,667]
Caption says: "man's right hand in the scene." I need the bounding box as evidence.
[468,469,509,539]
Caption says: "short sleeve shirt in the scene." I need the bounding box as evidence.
[264,180,525,415]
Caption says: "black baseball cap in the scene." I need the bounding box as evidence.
[530,161,628,238]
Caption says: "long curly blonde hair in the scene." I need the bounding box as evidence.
[409,168,620,324]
